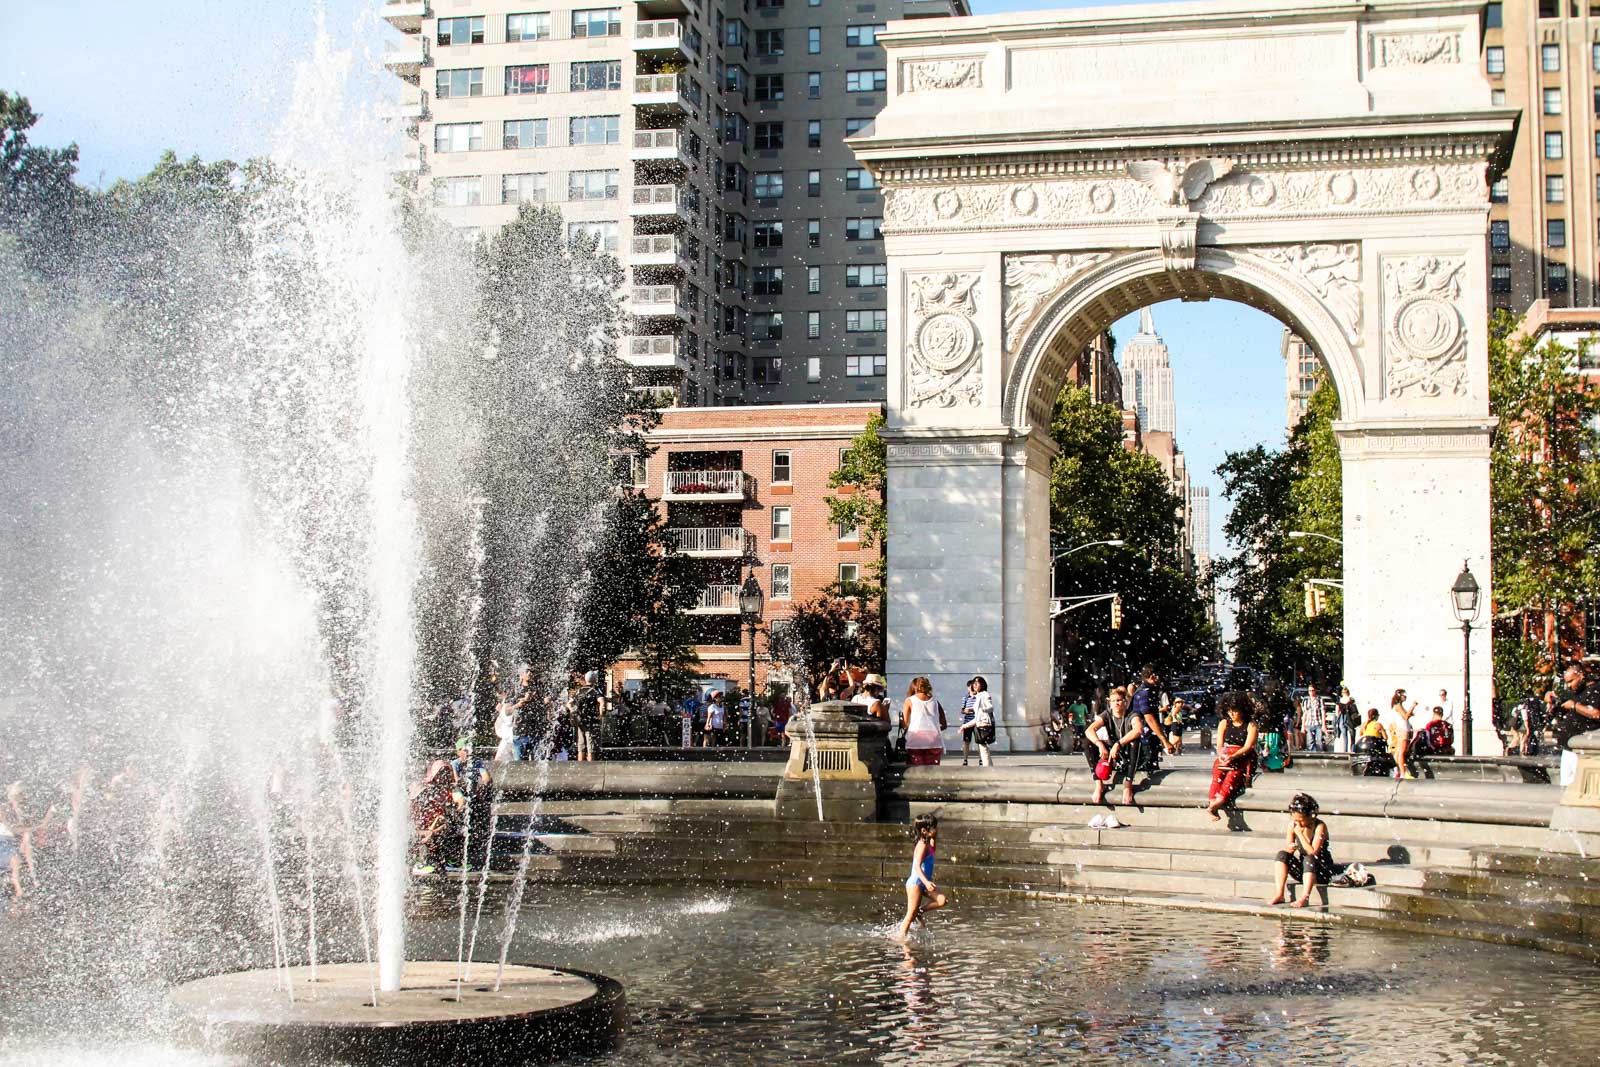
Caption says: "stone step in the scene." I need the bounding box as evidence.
[1371,886,1599,940]
[1418,866,1600,909]
[1467,845,1600,882]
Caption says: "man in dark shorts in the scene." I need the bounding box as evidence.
[1553,663,1600,787]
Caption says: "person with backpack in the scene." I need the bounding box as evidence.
[1335,685,1360,754]
[573,671,605,762]
[1417,706,1455,757]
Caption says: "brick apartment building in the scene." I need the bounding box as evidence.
[611,401,882,695]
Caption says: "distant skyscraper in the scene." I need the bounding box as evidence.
[1281,328,1319,431]
[1121,307,1176,435]
[1189,485,1211,568]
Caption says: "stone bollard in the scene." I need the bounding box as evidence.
[1550,730,1600,853]
[774,700,891,821]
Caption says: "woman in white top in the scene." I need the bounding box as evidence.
[1383,689,1418,780]
[961,676,995,767]
[901,676,948,766]
[493,691,518,763]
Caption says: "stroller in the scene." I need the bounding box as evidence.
[1350,734,1395,777]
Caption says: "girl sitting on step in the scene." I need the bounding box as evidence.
[1267,793,1336,908]
[1205,692,1259,822]
[894,813,948,940]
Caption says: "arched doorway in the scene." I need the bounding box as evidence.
[850,1,1514,751]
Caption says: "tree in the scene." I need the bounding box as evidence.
[826,411,887,579]
[0,91,83,259]
[1488,314,1600,670]
[773,592,883,695]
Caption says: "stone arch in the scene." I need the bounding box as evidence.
[1003,247,1366,434]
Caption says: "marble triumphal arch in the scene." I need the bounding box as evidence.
[850,0,1516,751]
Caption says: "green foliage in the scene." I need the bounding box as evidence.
[775,593,883,691]
[826,412,887,581]
[1213,379,1343,682]
[1488,315,1600,637]
[1050,385,1184,559]
[0,91,83,256]
[1494,634,1548,705]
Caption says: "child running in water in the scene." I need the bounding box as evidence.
[894,813,948,940]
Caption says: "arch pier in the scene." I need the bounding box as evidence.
[848,0,1516,751]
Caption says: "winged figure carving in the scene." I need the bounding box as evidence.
[1125,158,1236,207]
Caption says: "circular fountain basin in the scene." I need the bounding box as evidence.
[168,960,624,1064]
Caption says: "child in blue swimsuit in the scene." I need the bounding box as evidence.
[894,813,948,940]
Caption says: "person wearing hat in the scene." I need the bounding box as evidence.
[853,674,889,721]
[959,676,995,767]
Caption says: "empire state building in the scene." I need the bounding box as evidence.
[1120,307,1176,435]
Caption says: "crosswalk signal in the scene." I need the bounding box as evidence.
[1110,594,1123,630]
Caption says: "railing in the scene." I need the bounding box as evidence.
[668,527,748,554]
[634,19,684,44]
[634,73,680,95]
[627,334,680,359]
[630,284,684,311]
[666,470,745,497]
[631,184,681,209]
[693,584,743,612]
[630,235,679,257]
[632,129,681,152]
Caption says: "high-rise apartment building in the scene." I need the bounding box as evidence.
[382,0,966,408]
[1189,484,1211,570]
[1281,328,1319,431]
[1120,307,1176,434]
[1482,0,1600,313]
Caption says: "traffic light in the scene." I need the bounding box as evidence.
[1304,584,1329,618]
[1315,587,1329,616]
[1110,594,1123,630]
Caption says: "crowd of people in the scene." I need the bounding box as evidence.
[0,765,158,914]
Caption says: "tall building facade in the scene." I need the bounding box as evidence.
[1189,484,1211,570]
[1120,307,1176,434]
[382,0,965,408]
[1482,0,1600,314]
[1281,328,1319,430]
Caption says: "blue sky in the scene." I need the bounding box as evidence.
[5,0,1277,641]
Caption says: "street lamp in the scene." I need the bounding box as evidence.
[1288,530,1343,546]
[1450,561,1482,756]
[740,571,764,747]
[1049,538,1126,700]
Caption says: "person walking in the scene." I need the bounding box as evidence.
[901,677,948,766]
[1066,693,1089,754]
[1300,685,1326,753]
[1205,692,1259,821]
[573,671,604,762]
[701,691,726,748]
[893,813,948,940]
[1334,685,1360,754]
[1267,793,1336,908]
[959,676,996,767]
[493,690,518,763]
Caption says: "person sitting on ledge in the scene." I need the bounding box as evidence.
[1268,793,1336,908]
[1416,706,1455,757]
[1205,692,1258,822]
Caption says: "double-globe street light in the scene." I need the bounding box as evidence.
[1451,561,1482,757]
[1048,538,1125,699]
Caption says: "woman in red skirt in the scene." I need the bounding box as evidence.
[1206,692,1259,822]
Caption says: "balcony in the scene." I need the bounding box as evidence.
[631,128,693,167]
[668,527,750,557]
[623,334,686,369]
[630,284,689,318]
[688,584,744,614]
[382,1,429,33]
[396,91,429,124]
[633,20,691,59]
[382,37,429,80]
[629,183,687,219]
[664,470,746,502]
[630,234,691,272]
[636,0,691,17]
[632,74,699,114]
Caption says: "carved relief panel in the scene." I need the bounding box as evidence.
[1380,255,1468,400]
[905,272,984,409]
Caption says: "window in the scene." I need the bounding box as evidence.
[1587,597,1600,656]
[846,309,887,332]
[754,171,784,198]
[567,169,619,200]
[434,122,483,152]
[845,24,887,46]
[1549,262,1569,292]
[772,564,792,600]
[1545,88,1562,115]
[1549,218,1567,247]
[1490,264,1512,293]
[1491,89,1506,106]
[772,450,792,483]
[1486,47,1504,75]
[723,212,747,243]
[726,19,744,47]
[807,219,820,246]
[570,8,621,37]
[505,64,549,95]
[752,312,783,340]
[846,69,887,92]
[436,68,484,98]
[756,0,785,7]
[503,118,548,149]
[756,29,784,56]
[1490,220,1510,251]
[506,13,550,41]
[570,60,621,92]
[845,354,886,376]
[754,122,784,150]
[806,356,821,381]
[754,75,785,101]
[754,357,783,385]
[567,220,618,252]
[569,115,620,145]
[807,72,821,98]
[807,120,821,148]
[1546,131,1564,159]
[807,170,821,197]
[807,311,821,339]
[1547,175,1565,203]
[753,266,783,295]
[437,16,485,46]
[1490,177,1508,202]
[845,217,882,240]
[1486,2,1502,28]
[753,220,783,247]
[846,263,887,287]
[502,172,547,204]
[807,265,820,293]
[433,176,482,206]
[837,520,859,541]
[1595,42,1600,73]
[838,563,860,586]
[1543,44,1561,72]
[845,168,876,190]
[845,118,871,136]
[808,27,821,54]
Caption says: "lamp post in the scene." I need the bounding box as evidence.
[1048,538,1125,700]
[1288,530,1343,546]
[739,571,764,748]
[1450,561,1482,756]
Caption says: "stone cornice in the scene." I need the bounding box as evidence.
[1333,416,1497,458]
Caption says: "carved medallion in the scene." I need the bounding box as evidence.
[906,272,983,408]
[1011,186,1039,216]
[1247,175,1277,207]
[933,190,963,220]
[1088,183,1115,213]
[1410,167,1441,200]
[1327,172,1357,204]
[1382,255,1467,398]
